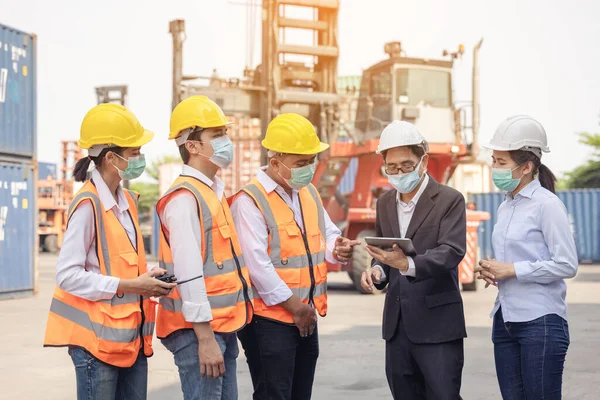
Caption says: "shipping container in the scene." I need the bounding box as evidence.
[38,161,57,180]
[0,160,37,299]
[337,157,358,195]
[0,23,37,159]
[151,205,160,259]
[470,189,600,263]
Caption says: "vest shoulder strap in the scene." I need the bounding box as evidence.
[123,188,139,210]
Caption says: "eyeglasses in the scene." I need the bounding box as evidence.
[384,164,418,175]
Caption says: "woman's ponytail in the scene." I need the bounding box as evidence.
[538,163,557,194]
[73,157,92,182]
[509,150,557,194]
[71,146,124,183]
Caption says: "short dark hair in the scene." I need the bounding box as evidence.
[382,145,426,161]
[178,128,203,164]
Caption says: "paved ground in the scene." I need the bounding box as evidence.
[1,254,599,399]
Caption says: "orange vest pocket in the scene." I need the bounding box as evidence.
[96,304,141,354]
[110,252,141,280]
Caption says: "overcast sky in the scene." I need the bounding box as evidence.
[2,0,599,177]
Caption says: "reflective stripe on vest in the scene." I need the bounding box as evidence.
[44,182,156,368]
[49,297,155,342]
[156,176,253,337]
[160,181,242,278]
[68,191,112,275]
[241,181,328,323]
[243,184,326,270]
[161,285,259,313]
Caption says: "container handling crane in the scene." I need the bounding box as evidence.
[169,0,489,293]
[312,40,490,293]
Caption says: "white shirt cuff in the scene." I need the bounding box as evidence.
[258,281,294,307]
[513,261,533,282]
[372,264,386,283]
[104,277,121,298]
[401,257,416,277]
[182,300,213,323]
[326,235,340,264]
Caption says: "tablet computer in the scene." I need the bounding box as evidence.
[364,237,416,256]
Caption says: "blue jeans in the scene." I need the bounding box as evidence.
[68,346,148,400]
[492,309,570,400]
[161,329,239,400]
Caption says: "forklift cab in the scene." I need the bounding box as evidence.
[355,42,456,145]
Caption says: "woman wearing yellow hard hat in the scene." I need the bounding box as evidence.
[43,103,176,400]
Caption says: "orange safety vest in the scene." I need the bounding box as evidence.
[237,179,327,324]
[44,180,156,368]
[155,175,254,338]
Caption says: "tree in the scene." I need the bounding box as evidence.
[131,154,181,223]
[145,154,181,181]
[564,132,600,189]
[130,181,159,223]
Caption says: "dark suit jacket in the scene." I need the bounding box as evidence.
[373,176,467,344]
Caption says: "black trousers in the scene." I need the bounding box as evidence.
[237,316,319,400]
[386,320,464,400]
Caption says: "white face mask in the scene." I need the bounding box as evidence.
[386,157,424,193]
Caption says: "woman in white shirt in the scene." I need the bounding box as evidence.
[43,104,176,400]
[476,115,578,400]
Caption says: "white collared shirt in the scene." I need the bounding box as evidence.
[230,167,342,306]
[159,164,225,323]
[55,169,139,301]
[374,174,430,280]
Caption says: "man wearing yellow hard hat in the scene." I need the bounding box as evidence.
[155,96,254,399]
[44,104,176,399]
[231,113,360,399]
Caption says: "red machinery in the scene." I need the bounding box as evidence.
[167,5,489,293]
[312,41,490,293]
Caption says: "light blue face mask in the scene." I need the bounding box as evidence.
[387,159,424,193]
[208,135,234,168]
[191,135,234,169]
[113,154,146,180]
[492,166,522,192]
[280,161,317,190]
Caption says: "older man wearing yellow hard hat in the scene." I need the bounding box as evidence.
[230,113,360,400]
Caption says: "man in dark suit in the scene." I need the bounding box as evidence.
[361,120,467,400]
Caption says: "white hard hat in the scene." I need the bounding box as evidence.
[377,120,429,154]
[483,115,550,158]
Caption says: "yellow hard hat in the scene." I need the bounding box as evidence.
[78,104,154,150]
[262,113,329,155]
[169,96,230,140]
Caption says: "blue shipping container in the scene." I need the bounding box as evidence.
[338,157,358,195]
[470,189,600,263]
[38,161,57,180]
[0,23,37,158]
[151,206,160,259]
[0,161,36,298]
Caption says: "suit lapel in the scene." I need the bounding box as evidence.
[405,177,438,239]
[386,191,402,238]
